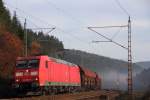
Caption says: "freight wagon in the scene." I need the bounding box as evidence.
[12,55,101,95]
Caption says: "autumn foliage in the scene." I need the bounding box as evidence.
[30,41,41,55]
[0,29,23,79]
[0,0,63,80]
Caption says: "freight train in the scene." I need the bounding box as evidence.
[12,55,101,95]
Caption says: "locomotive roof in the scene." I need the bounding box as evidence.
[49,57,77,67]
[17,55,77,67]
[17,56,41,60]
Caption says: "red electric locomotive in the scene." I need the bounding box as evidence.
[12,55,101,94]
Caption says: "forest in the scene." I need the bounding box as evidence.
[0,0,63,80]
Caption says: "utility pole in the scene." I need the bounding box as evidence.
[88,17,133,98]
[128,16,132,98]
[23,21,56,57]
[24,18,27,56]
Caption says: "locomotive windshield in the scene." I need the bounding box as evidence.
[16,59,39,68]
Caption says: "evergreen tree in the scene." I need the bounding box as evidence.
[0,0,64,57]
[0,0,11,30]
[10,11,24,40]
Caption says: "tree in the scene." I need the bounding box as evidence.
[0,0,64,79]
[10,12,24,40]
[0,29,23,79]
[30,41,41,55]
[0,0,11,30]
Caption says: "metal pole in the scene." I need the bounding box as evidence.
[128,16,132,98]
[24,18,27,56]
[88,17,133,99]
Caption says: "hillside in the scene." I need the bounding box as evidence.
[136,61,150,69]
[61,49,144,90]
[0,0,64,79]
[0,0,64,97]
[134,68,150,91]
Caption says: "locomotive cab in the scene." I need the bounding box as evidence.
[13,56,41,92]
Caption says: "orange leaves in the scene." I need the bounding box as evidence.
[30,41,41,56]
[0,30,23,78]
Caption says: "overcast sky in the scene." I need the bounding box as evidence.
[3,0,150,62]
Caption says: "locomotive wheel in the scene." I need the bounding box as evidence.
[40,87,47,95]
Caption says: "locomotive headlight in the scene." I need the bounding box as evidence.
[15,72,23,76]
[16,79,19,82]
[31,71,38,76]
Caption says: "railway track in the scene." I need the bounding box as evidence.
[7,90,120,100]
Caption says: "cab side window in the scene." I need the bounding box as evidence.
[46,61,48,68]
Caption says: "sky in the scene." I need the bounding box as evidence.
[3,0,150,62]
